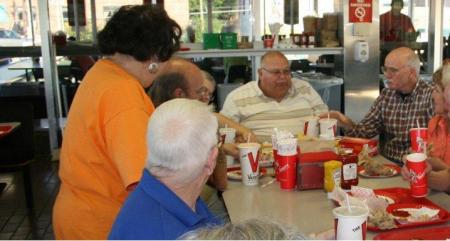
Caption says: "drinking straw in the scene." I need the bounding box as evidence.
[225,124,228,129]
[327,112,330,121]
[247,133,251,144]
[345,193,352,212]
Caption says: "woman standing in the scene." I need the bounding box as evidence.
[53,5,181,239]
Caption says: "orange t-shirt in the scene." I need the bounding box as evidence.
[428,115,450,165]
[53,59,154,239]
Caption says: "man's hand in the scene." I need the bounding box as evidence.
[401,155,432,181]
[235,128,257,143]
[220,143,239,159]
[318,111,355,129]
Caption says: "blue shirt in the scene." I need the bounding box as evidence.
[108,170,220,240]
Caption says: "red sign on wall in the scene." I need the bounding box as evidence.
[349,0,372,23]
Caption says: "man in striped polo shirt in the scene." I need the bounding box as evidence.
[220,51,328,142]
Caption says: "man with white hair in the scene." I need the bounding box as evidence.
[323,47,434,164]
[108,98,221,239]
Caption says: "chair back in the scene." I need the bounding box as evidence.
[217,83,243,110]
[227,64,249,83]
[0,101,35,164]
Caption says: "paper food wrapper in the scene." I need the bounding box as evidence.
[298,140,335,153]
[329,186,389,212]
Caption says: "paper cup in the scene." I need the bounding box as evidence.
[263,38,274,48]
[333,206,369,240]
[409,128,428,153]
[406,153,428,197]
[300,116,319,138]
[220,128,236,166]
[273,149,280,181]
[237,143,261,186]
[219,128,236,144]
[277,155,297,189]
[277,139,298,190]
[319,118,337,138]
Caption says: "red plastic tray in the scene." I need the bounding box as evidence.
[373,225,450,240]
[368,188,450,231]
[0,125,14,138]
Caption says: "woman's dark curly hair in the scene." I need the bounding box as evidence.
[97,5,181,62]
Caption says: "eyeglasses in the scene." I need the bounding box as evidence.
[196,86,214,101]
[261,67,291,76]
[381,66,407,75]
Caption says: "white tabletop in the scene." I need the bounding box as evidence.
[222,156,450,239]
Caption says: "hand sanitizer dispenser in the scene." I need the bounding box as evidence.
[354,40,369,63]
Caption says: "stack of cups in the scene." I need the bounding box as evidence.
[277,138,298,190]
[409,127,428,153]
[219,127,236,166]
[300,116,319,138]
[237,142,261,186]
[405,153,428,197]
[319,118,338,140]
[272,129,295,182]
[333,206,369,240]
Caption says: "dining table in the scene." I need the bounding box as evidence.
[222,155,450,240]
[0,122,21,139]
[7,57,71,81]
[0,122,21,194]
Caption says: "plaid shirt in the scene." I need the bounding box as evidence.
[344,80,434,163]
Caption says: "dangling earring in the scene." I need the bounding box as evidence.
[148,62,159,74]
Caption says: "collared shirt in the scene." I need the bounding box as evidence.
[108,170,220,240]
[220,78,328,142]
[344,80,434,163]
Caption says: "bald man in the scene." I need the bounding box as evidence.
[322,47,434,164]
[220,51,328,142]
[148,57,205,106]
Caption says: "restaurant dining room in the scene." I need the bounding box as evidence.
[0,0,449,240]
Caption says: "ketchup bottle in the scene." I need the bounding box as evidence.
[340,153,358,190]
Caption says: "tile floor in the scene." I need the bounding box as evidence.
[0,157,59,240]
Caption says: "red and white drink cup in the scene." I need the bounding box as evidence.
[333,206,369,240]
[237,143,260,186]
[319,118,337,140]
[409,127,428,153]
[406,153,428,197]
[277,138,298,190]
[219,127,236,165]
[300,116,319,138]
[271,132,280,181]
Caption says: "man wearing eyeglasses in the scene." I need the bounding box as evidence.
[322,47,434,165]
[220,51,328,142]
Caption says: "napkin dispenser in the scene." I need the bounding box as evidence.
[297,151,339,190]
[339,137,378,156]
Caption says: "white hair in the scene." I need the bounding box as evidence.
[405,50,421,75]
[179,218,308,240]
[146,98,218,182]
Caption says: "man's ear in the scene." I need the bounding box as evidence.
[205,147,218,176]
[257,68,263,78]
[173,88,186,98]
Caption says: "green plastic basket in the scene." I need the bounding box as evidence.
[203,33,221,50]
[221,32,238,49]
